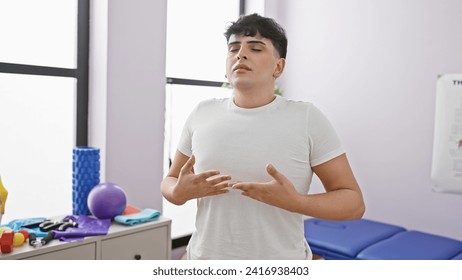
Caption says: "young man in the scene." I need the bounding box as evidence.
[161,14,365,260]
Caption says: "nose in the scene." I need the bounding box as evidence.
[237,48,248,60]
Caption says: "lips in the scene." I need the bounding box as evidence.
[233,64,251,72]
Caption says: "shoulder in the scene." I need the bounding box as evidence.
[188,98,230,117]
[277,97,317,117]
[282,98,329,118]
[278,98,334,130]
[195,98,229,111]
[279,97,314,110]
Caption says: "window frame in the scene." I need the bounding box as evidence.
[165,0,246,89]
[0,0,90,146]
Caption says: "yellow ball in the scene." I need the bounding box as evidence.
[13,232,26,247]
[0,226,12,236]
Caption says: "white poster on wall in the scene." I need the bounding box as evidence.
[431,74,462,193]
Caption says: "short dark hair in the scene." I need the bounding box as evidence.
[224,13,288,59]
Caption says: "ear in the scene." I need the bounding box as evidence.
[273,58,286,79]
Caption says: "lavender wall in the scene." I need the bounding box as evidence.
[89,0,167,212]
[269,0,462,239]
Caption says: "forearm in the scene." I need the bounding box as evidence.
[292,188,365,220]
[160,176,187,205]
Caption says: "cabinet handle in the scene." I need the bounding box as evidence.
[134,254,142,260]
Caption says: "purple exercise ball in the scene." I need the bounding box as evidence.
[87,182,127,219]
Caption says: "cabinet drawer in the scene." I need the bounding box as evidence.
[101,226,168,260]
[22,243,96,260]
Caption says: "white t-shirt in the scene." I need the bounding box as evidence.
[178,95,344,259]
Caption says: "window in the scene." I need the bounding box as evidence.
[164,0,243,242]
[0,0,89,223]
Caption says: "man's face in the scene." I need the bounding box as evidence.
[226,33,284,90]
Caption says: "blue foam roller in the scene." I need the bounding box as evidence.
[304,218,406,260]
[72,146,100,215]
[357,231,462,260]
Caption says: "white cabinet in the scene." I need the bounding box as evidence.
[101,226,169,260]
[23,243,97,260]
[0,216,171,260]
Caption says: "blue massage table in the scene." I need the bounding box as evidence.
[304,218,462,260]
[452,252,462,260]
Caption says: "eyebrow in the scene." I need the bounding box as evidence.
[228,40,266,46]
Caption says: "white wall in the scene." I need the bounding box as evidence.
[269,0,462,239]
[87,0,462,241]
[89,0,167,212]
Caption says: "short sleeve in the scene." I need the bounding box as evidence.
[176,105,198,157]
[307,104,345,166]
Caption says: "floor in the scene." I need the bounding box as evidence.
[171,245,187,260]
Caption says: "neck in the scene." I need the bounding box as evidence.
[232,84,276,109]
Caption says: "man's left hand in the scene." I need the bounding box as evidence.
[231,164,301,212]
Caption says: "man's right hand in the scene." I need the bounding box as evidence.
[171,155,231,204]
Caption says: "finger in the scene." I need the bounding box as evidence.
[240,191,250,197]
[198,170,221,180]
[227,181,240,188]
[239,191,258,201]
[213,181,232,190]
[205,189,229,196]
[207,175,232,186]
[266,163,287,184]
[181,155,195,174]
[232,182,256,191]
